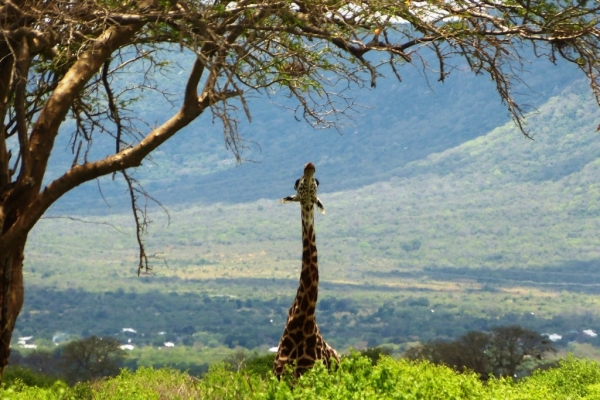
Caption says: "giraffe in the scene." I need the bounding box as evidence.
[273,162,340,378]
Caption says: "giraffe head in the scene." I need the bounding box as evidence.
[280,162,325,214]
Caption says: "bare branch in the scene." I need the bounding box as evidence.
[101,60,123,154]
[40,216,128,234]
[121,170,149,276]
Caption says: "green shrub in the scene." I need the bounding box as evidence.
[244,353,276,377]
[2,366,58,389]
[0,380,73,400]
[90,367,197,400]
[515,356,600,399]
[2,354,600,399]
[357,346,393,366]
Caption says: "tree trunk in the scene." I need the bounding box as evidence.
[0,240,25,380]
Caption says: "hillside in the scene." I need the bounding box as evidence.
[18,75,600,355]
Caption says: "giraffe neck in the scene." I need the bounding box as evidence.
[274,167,341,378]
[295,202,318,320]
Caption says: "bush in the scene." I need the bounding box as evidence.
[357,346,393,365]
[89,367,198,400]
[60,336,126,384]
[244,353,276,377]
[404,325,556,380]
[2,366,58,389]
[517,356,600,399]
[0,380,73,400]
[2,354,600,399]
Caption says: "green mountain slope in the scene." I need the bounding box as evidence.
[345,80,600,271]
[398,81,600,183]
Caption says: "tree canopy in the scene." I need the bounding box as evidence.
[404,325,556,379]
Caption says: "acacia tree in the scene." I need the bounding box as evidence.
[60,336,125,384]
[488,325,556,378]
[404,326,555,380]
[0,0,599,379]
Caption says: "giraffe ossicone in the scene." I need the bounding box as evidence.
[273,162,339,378]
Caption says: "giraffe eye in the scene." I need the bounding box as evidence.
[294,179,300,190]
[315,179,320,187]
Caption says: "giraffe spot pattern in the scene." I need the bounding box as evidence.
[274,167,339,378]
[287,316,302,331]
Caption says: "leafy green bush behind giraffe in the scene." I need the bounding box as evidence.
[3,354,600,399]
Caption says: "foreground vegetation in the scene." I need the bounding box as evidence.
[12,325,550,386]
[3,354,600,399]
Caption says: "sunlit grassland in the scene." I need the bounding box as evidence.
[29,164,600,275]
[24,196,600,322]
[29,173,600,283]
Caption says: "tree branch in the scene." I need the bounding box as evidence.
[101,60,123,154]
[0,80,240,254]
[121,170,149,276]
[27,21,145,195]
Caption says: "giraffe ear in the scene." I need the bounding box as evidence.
[294,179,300,190]
[316,198,326,214]
[280,195,298,203]
[315,178,320,187]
